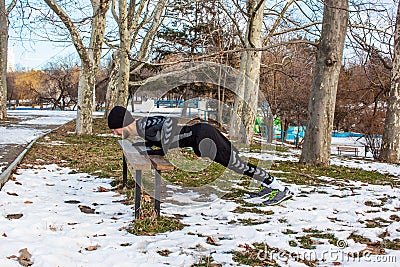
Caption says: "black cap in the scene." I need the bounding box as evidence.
[107,106,135,129]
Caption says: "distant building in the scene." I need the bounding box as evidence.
[7,47,15,72]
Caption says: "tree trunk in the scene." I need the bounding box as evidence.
[181,86,189,118]
[130,90,135,112]
[0,0,7,120]
[229,0,265,145]
[76,0,109,134]
[76,68,95,134]
[299,0,348,166]
[116,49,130,107]
[0,0,14,120]
[266,113,274,143]
[115,0,131,107]
[380,1,400,163]
[217,59,225,123]
[44,0,110,135]
[109,0,167,109]
[229,50,248,140]
[104,52,120,117]
[241,0,265,145]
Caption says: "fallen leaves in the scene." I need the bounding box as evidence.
[78,205,96,214]
[64,200,81,204]
[143,195,152,202]
[206,236,220,246]
[360,241,386,255]
[6,214,23,220]
[93,234,106,237]
[85,244,100,251]
[7,248,33,266]
[24,201,33,204]
[97,186,110,192]
[6,192,18,196]
[157,249,172,257]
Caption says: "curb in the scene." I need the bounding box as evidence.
[0,136,40,189]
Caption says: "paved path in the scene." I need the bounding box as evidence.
[0,109,77,187]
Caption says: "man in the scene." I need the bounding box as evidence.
[108,106,292,205]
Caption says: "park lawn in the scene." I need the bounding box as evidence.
[21,118,398,237]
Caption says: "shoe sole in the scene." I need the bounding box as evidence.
[262,194,293,206]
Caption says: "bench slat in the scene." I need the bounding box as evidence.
[119,140,174,171]
[337,147,358,151]
[336,146,360,156]
[132,143,174,171]
[118,140,152,170]
[149,155,175,171]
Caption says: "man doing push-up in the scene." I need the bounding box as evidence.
[107,106,293,205]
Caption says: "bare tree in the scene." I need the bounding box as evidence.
[300,0,348,166]
[229,0,266,145]
[103,0,167,116]
[259,41,316,143]
[38,56,80,110]
[227,0,321,145]
[0,0,16,119]
[380,1,400,163]
[43,0,110,134]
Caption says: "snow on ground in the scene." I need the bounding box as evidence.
[0,163,399,267]
[0,127,45,145]
[249,149,400,178]
[0,108,399,266]
[0,110,76,145]
[7,110,77,126]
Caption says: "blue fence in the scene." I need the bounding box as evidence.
[155,99,200,108]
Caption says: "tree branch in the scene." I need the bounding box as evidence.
[43,0,90,68]
[131,39,318,67]
[263,0,296,46]
[6,0,17,15]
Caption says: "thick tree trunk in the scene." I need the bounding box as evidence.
[76,0,109,134]
[230,0,264,145]
[104,52,120,117]
[380,2,400,163]
[116,50,130,107]
[115,0,131,107]
[0,0,7,120]
[76,68,95,134]
[242,42,262,144]
[299,0,348,166]
[230,50,248,140]
[44,0,109,135]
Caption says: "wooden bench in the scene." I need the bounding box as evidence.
[118,140,174,219]
[336,146,360,156]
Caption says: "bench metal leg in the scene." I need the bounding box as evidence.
[122,155,128,187]
[135,170,142,219]
[154,170,161,217]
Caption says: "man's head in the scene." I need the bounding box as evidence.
[107,106,135,135]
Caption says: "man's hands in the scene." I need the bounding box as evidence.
[132,141,148,147]
[139,149,165,156]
